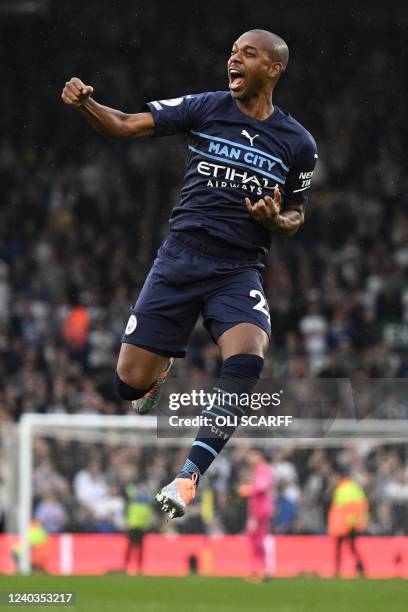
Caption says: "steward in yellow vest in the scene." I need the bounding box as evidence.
[328,475,368,576]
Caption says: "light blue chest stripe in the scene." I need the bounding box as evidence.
[188,146,285,185]
[191,130,289,172]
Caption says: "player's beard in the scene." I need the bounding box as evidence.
[232,84,258,102]
[232,75,265,102]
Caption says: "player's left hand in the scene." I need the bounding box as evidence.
[245,184,282,230]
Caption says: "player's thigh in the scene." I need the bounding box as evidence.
[218,322,269,360]
[120,240,202,373]
[203,268,271,359]
[117,343,169,389]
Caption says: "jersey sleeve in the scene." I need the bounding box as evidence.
[284,133,318,205]
[146,92,210,136]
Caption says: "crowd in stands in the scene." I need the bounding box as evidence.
[24,438,408,536]
[0,4,407,534]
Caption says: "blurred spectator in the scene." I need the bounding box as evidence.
[94,483,125,533]
[74,460,108,516]
[299,302,329,373]
[298,452,333,534]
[383,467,408,534]
[33,458,69,499]
[274,480,298,534]
[34,490,67,534]
[370,500,394,535]
[272,450,300,502]
[62,300,90,363]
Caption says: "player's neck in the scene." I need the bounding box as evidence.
[235,92,275,121]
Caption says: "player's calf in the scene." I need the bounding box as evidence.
[115,359,173,415]
[132,359,173,415]
[115,372,149,401]
[115,343,171,405]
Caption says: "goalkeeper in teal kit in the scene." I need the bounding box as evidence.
[62,29,317,518]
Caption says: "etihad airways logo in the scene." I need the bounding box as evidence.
[197,161,276,195]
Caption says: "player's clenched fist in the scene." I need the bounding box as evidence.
[61,77,94,107]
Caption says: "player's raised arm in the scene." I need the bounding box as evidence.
[61,77,155,139]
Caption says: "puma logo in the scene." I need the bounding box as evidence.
[241,129,259,146]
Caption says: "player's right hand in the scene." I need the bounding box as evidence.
[61,77,94,107]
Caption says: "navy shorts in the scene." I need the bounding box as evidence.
[122,233,271,358]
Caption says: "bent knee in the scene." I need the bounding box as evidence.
[117,343,168,389]
[116,361,155,390]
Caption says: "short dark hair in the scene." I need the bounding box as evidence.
[246,29,289,70]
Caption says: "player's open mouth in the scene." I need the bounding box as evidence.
[228,68,245,91]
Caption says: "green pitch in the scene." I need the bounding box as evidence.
[0,575,406,612]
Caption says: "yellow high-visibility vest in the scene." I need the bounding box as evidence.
[328,478,368,536]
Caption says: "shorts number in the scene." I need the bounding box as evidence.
[250,289,270,321]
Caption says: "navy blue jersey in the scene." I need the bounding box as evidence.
[147,91,317,256]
